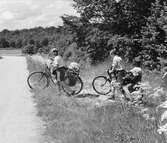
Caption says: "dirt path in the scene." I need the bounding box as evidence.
[0,56,43,143]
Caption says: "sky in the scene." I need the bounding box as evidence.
[0,0,78,31]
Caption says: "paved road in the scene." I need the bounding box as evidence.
[0,56,43,143]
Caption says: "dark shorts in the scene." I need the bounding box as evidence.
[52,66,68,81]
[111,69,127,83]
[66,70,78,86]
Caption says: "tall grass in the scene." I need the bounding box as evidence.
[26,56,166,143]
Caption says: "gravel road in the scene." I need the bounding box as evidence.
[0,56,43,143]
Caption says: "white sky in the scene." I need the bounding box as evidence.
[0,0,78,31]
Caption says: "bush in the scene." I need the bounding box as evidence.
[22,44,35,54]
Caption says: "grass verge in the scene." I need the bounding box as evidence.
[26,56,166,143]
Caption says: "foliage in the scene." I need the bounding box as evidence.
[140,0,167,69]
[72,0,167,67]
[22,44,35,55]
[0,38,9,48]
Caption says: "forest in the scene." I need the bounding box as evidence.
[0,0,167,70]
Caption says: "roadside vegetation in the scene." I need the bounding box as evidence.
[27,56,167,143]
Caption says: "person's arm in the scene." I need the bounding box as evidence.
[162,72,167,79]
[110,59,117,72]
[52,57,59,69]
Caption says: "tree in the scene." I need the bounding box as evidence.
[73,0,159,35]
[29,39,35,45]
[10,41,16,48]
[22,44,35,54]
[140,0,167,69]
[0,38,9,48]
[41,38,49,47]
[15,39,23,48]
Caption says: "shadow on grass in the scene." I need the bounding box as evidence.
[75,93,100,98]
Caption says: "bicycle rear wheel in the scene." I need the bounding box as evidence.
[62,76,83,96]
[92,76,111,95]
[27,72,49,90]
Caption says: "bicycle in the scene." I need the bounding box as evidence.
[92,69,146,102]
[93,69,151,106]
[27,64,83,95]
[92,69,125,94]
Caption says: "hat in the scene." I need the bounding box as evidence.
[50,48,58,53]
[110,49,117,56]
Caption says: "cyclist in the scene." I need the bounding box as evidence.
[48,49,67,91]
[121,61,142,101]
[109,49,125,99]
[109,49,123,76]
[47,48,58,73]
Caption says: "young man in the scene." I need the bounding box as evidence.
[109,49,124,99]
[48,48,67,93]
[47,48,58,73]
[109,49,123,75]
[52,50,66,82]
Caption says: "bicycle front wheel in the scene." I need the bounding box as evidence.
[27,72,49,90]
[62,76,83,96]
[92,76,111,95]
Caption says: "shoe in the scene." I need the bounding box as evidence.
[109,95,115,100]
[53,79,57,84]
[71,91,75,95]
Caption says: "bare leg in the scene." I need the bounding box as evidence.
[50,66,54,77]
[122,84,132,101]
[110,79,116,99]
[56,71,62,95]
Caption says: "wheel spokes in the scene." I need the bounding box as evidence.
[93,76,111,95]
[62,76,83,95]
[28,72,48,90]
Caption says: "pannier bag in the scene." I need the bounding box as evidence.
[65,70,78,86]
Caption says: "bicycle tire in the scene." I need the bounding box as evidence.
[92,76,111,95]
[62,76,83,96]
[27,72,49,90]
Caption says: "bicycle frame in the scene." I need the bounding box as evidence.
[43,64,52,75]
[28,64,83,95]
[106,69,126,94]
[42,64,57,87]
[106,69,118,83]
[43,65,80,86]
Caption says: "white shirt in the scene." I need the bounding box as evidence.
[52,55,65,68]
[68,62,80,71]
[130,67,142,76]
[46,58,53,68]
[112,55,123,70]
